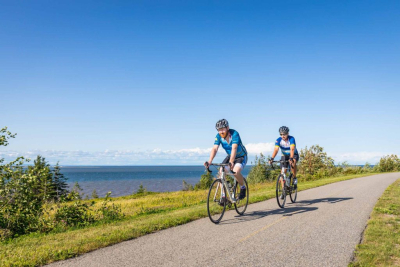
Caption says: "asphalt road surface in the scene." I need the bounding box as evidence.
[49,173,400,267]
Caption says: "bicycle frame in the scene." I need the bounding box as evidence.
[207,163,238,203]
[271,160,293,188]
[281,162,292,187]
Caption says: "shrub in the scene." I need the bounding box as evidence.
[195,172,213,190]
[247,153,270,184]
[0,158,44,237]
[375,155,400,172]
[182,180,194,191]
[91,189,99,199]
[136,183,147,194]
[54,201,95,228]
[298,145,334,179]
[96,192,124,221]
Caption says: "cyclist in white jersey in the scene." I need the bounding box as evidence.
[269,126,299,189]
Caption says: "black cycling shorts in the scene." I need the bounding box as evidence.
[222,155,248,169]
[281,154,299,169]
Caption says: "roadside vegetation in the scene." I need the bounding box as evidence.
[1,126,400,266]
[350,179,400,267]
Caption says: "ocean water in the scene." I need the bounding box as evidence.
[63,166,251,198]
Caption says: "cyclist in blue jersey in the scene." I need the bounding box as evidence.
[204,119,248,200]
[269,126,299,189]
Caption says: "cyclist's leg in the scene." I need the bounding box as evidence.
[219,156,230,198]
[231,156,247,187]
[281,155,289,187]
[233,156,247,199]
[292,154,299,188]
[293,154,299,176]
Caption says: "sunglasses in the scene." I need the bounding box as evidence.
[280,134,288,136]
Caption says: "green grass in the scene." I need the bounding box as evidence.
[349,178,400,267]
[0,173,380,266]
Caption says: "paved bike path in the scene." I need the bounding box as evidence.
[49,173,400,267]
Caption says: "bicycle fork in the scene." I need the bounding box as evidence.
[214,178,236,204]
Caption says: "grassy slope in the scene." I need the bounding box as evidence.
[350,179,400,267]
[1,173,379,266]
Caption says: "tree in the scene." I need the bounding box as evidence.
[0,127,43,237]
[0,127,70,238]
[376,155,400,172]
[52,162,69,200]
[182,180,194,191]
[91,189,99,199]
[247,153,272,184]
[0,126,16,147]
[136,183,146,194]
[27,156,55,201]
[298,145,334,179]
[194,172,213,190]
[68,182,84,200]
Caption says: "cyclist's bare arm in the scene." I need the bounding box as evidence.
[270,146,279,162]
[290,145,297,176]
[290,145,296,160]
[206,145,219,166]
[229,144,238,166]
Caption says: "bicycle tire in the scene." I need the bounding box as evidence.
[289,178,297,203]
[276,174,286,208]
[207,179,226,224]
[234,178,249,215]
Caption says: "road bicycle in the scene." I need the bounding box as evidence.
[269,159,297,208]
[205,163,249,224]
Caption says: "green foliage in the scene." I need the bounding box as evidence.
[375,154,400,172]
[91,189,99,199]
[95,192,124,221]
[67,182,83,200]
[247,153,279,183]
[194,172,213,190]
[54,201,95,228]
[298,145,335,180]
[182,180,194,191]
[0,127,71,239]
[52,163,69,200]
[0,157,44,237]
[0,127,16,147]
[27,156,56,202]
[136,183,147,194]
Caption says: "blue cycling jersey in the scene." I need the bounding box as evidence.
[214,129,247,158]
[275,135,299,156]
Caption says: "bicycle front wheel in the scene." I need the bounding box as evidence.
[289,180,297,203]
[234,178,249,215]
[276,174,286,208]
[207,179,226,224]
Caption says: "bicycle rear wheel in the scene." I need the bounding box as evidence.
[234,178,249,215]
[207,179,226,224]
[276,174,286,208]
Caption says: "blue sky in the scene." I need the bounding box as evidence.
[1,1,399,165]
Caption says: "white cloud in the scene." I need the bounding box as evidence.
[1,145,396,165]
[245,142,275,155]
[0,147,214,165]
[331,152,391,164]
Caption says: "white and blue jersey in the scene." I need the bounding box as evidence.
[214,129,247,158]
[275,135,299,156]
